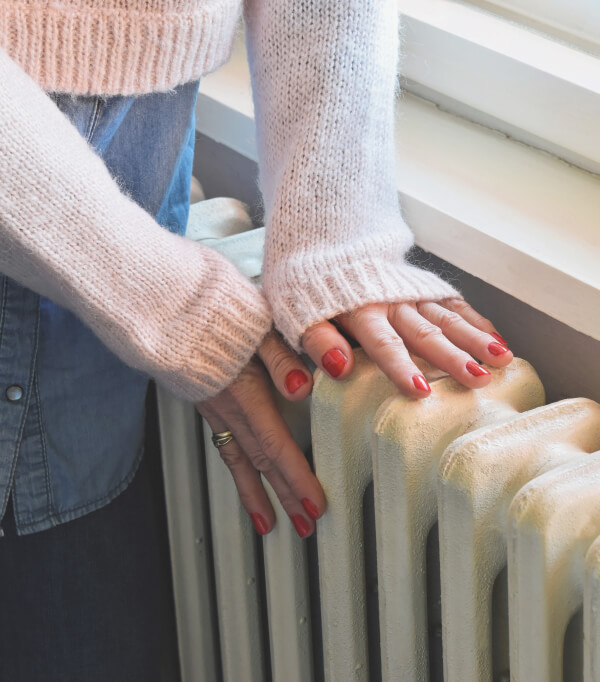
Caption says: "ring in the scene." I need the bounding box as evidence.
[211,430,234,448]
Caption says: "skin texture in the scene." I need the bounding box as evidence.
[197,332,321,536]
[196,298,514,538]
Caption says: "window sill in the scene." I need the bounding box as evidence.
[398,0,600,175]
[196,38,600,342]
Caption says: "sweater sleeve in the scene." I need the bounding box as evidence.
[244,0,460,351]
[0,47,272,402]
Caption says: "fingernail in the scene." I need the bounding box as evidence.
[251,513,269,535]
[466,361,491,377]
[488,341,510,356]
[412,375,431,393]
[491,332,508,345]
[292,514,311,539]
[285,369,309,394]
[302,498,320,520]
[322,349,348,378]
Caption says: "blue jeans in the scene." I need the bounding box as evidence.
[0,81,200,680]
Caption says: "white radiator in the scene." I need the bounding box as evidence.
[157,200,600,681]
[157,355,600,682]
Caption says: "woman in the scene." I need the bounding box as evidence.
[0,0,512,678]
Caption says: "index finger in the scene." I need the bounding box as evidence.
[301,320,355,381]
[258,330,313,402]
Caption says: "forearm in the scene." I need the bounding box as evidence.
[0,47,271,400]
[244,0,458,350]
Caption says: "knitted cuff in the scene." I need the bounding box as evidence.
[147,247,273,401]
[265,256,461,352]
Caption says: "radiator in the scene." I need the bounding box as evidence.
[156,201,600,682]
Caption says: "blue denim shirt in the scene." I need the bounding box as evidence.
[0,81,199,534]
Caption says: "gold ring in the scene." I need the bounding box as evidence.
[211,430,234,448]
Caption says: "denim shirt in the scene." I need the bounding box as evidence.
[0,81,199,534]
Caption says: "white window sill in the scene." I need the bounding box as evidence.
[196,38,600,343]
[398,0,600,175]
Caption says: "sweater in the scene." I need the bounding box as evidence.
[0,0,459,401]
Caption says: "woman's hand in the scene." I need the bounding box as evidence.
[302,298,512,398]
[196,332,325,539]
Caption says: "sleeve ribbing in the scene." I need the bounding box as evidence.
[0,47,272,401]
[244,0,460,351]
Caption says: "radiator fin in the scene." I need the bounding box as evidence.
[585,536,600,682]
[509,452,600,682]
[439,398,600,682]
[372,357,545,681]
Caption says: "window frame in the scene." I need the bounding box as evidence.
[398,0,600,175]
[467,0,600,54]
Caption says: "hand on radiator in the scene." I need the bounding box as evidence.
[195,331,324,539]
[302,297,513,397]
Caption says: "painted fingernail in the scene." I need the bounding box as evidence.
[251,513,269,535]
[466,361,491,377]
[491,332,508,346]
[488,341,510,356]
[412,375,431,393]
[285,369,309,394]
[322,349,348,378]
[302,498,320,520]
[292,514,311,539]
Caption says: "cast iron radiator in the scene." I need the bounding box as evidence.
[156,200,600,682]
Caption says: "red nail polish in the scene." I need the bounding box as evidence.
[251,513,269,535]
[466,361,491,377]
[302,498,320,520]
[491,332,508,346]
[285,369,308,394]
[322,349,348,378]
[488,341,509,356]
[292,514,311,539]
[412,375,431,393]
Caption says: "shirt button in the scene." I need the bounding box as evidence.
[5,385,24,402]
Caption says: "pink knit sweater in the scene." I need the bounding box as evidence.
[0,0,459,401]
